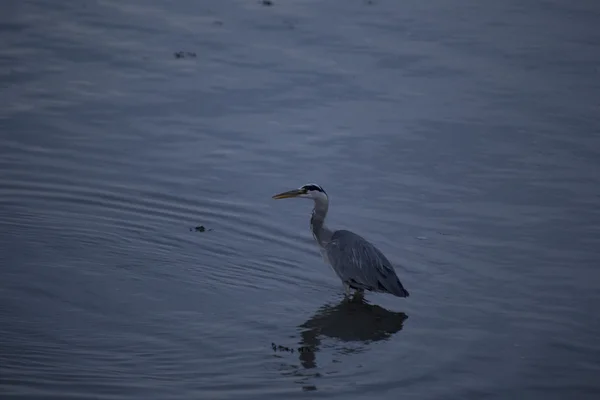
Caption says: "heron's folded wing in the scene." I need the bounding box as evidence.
[325,230,399,292]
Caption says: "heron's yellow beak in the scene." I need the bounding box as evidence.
[272,189,304,199]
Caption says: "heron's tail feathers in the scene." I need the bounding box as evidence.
[391,277,409,298]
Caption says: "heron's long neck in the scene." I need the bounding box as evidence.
[310,198,333,247]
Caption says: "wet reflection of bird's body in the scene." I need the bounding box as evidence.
[298,297,408,369]
[301,297,408,342]
[273,184,410,299]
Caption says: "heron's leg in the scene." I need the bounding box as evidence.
[352,289,365,302]
[343,283,352,297]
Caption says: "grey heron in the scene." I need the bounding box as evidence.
[272,184,409,299]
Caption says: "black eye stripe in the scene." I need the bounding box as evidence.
[302,184,325,193]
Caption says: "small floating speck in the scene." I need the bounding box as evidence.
[271,342,299,353]
[190,225,212,232]
[174,51,197,59]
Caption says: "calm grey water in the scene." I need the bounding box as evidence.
[1,0,600,399]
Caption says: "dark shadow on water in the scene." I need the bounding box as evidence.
[297,296,408,369]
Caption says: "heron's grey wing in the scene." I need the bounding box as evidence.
[325,230,409,297]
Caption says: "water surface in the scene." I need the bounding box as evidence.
[1,0,600,399]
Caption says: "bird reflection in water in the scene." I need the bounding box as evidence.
[297,296,408,370]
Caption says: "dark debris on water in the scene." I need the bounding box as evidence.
[190,225,212,232]
[271,342,313,354]
[174,51,197,59]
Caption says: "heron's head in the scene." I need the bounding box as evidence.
[272,184,328,202]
